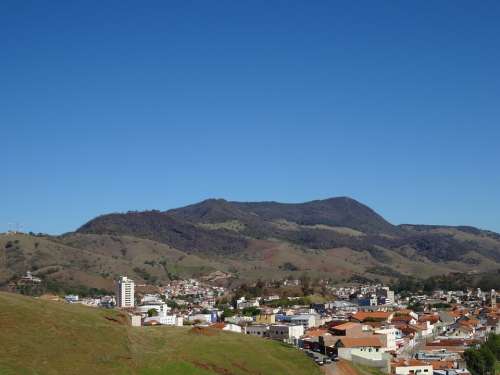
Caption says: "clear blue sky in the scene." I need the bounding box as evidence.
[2,1,499,234]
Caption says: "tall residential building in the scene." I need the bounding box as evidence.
[116,276,135,308]
[491,289,497,309]
[378,287,395,305]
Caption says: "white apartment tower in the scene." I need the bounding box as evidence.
[116,276,135,308]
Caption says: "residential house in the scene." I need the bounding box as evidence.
[351,311,394,324]
[244,324,268,337]
[336,337,384,360]
[268,324,304,343]
[391,359,433,375]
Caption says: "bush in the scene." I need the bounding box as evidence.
[147,308,158,317]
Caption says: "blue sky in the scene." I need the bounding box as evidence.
[1,1,499,234]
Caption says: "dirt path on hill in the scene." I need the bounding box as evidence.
[322,360,359,375]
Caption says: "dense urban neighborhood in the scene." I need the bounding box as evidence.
[8,267,500,375]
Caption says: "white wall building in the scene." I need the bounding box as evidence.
[290,314,317,329]
[131,315,142,327]
[268,324,304,342]
[244,324,268,337]
[374,327,398,351]
[144,314,183,326]
[393,361,433,375]
[223,323,242,333]
[116,276,135,308]
[136,303,170,315]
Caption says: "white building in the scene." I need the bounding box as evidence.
[116,276,135,308]
[131,315,142,327]
[374,326,398,351]
[244,324,268,337]
[65,294,79,303]
[141,294,163,304]
[222,323,242,333]
[290,314,317,329]
[136,303,170,315]
[187,314,213,323]
[393,360,433,375]
[144,314,183,326]
[268,324,304,342]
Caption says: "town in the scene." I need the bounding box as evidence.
[19,270,499,375]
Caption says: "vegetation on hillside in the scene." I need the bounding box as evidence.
[464,333,500,375]
[2,197,500,292]
[78,197,500,264]
[391,270,500,293]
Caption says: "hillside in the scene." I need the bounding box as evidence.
[0,233,226,292]
[75,197,500,276]
[0,292,321,375]
[2,197,500,290]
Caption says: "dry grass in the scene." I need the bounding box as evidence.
[0,292,321,375]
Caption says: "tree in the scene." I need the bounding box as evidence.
[147,308,158,317]
[300,274,312,295]
[464,333,500,375]
[222,308,235,319]
[465,349,483,375]
[242,306,260,317]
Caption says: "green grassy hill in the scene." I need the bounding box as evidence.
[0,292,320,375]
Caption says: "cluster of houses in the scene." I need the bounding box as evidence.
[57,274,499,374]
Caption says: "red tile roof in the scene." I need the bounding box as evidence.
[338,336,383,348]
[351,311,392,322]
[331,322,362,331]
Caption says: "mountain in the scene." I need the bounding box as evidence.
[168,197,398,234]
[0,292,320,375]
[2,197,500,291]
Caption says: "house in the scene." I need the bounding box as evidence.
[255,313,276,324]
[351,311,394,323]
[64,294,79,303]
[357,295,378,307]
[225,315,254,324]
[144,314,183,326]
[211,322,242,333]
[336,337,384,360]
[300,328,329,352]
[223,323,242,333]
[330,322,365,337]
[188,313,216,323]
[19,271,42,284]
[264,295,280,301]
[438,311,456,325]
[244,324,268,337]
[268,324,304,342]
[287,314,317,329]
[391,359,433,375]
[136,302,169,315]
[374,326,399,351]
[415,321,435,337]
[446,323,474,338]
[392,314,418,326]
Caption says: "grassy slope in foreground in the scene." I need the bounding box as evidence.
[0,292,320,375]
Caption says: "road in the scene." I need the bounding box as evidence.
[321,360,358,375]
